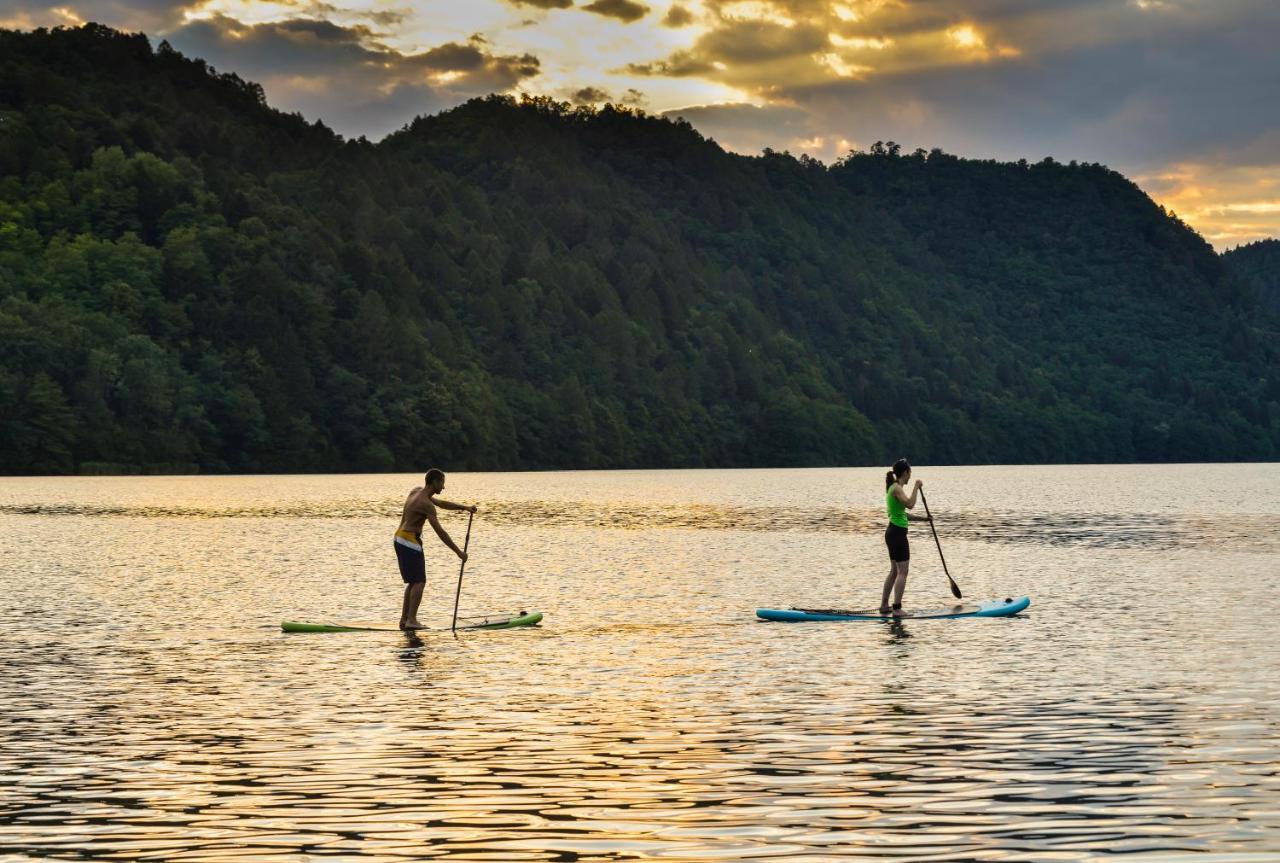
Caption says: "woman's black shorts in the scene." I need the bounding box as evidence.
[885,523,910,562]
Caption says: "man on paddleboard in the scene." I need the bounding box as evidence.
[395,469,477,630]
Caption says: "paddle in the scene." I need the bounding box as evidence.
[920,489,962,599]
[449,510,475,633]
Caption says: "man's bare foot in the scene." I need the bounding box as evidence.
[879,606,892,616]
[400,620,426,630]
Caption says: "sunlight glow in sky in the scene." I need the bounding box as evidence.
[1,0,1276,249]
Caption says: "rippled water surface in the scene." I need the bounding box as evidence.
[2,465,1279,861]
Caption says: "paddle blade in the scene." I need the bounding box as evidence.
[949,577,963,599]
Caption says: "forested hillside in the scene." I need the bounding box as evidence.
[1223,239,1280,314]
[1,24,1277,474]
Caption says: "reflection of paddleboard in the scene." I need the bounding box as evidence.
[281,611,543,633]
[756,596,1030,622]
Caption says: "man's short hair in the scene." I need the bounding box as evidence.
[425,468,445,485]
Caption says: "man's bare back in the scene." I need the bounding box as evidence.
[398,487,434,536]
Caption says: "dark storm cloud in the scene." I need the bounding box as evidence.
[582,0,648,24]
[163,15,541,139]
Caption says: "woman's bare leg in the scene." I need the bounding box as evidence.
[880,566,896,614]
[892,560,910,614]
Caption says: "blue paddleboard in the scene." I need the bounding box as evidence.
[757,596,1030,622]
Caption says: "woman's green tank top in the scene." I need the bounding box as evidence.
[886,485,908,528]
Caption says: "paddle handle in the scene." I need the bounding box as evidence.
[921,489,962,599]
[450,510,474,632]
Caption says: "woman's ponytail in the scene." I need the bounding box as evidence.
[885,470,896,489]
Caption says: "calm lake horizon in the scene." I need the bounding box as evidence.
[3,463,1278,861]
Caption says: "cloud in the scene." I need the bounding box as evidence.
[570,84,648,107]
[627,0,1039,91]
[163,14,541,139]
[624,50,714,77]
[572,85,611,103]
[801,4,1278,169]
[1138,160,1280,248]
[409,35,540,85]
[698,18,828,65]
[0,0,422,37]
[0,0,190,31]
[504,0,574,8]
[628,17,834,88]
[625,1,1277,166]
[662,3,694,28]
[619,86,648,106]
[662,101,821,155]
[582,0,648,24]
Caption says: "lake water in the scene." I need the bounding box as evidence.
[2,464,1278,861]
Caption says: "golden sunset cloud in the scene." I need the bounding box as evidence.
[1140,162,1280,249]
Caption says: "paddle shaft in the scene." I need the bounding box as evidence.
[450,510,475,632]
[920,489,962,599]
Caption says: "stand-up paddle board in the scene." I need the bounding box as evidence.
[282,611,543,633]
[757,596,1029,622]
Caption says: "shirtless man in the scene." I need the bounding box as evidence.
[394,469,477,630]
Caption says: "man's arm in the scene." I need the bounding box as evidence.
[425,504,466,560]
[432,497,478,514]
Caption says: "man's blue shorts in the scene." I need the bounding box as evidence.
[394,530,425,584]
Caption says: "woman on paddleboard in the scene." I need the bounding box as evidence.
[882,459,930,617]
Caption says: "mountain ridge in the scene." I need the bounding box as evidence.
[1223,239,1280,314]
[0,24,1276,474]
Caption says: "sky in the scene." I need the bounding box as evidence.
[2,0,1277,250]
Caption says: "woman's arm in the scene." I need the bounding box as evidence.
[892,482,922,509]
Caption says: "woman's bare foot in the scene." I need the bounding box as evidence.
[400,620,426,630]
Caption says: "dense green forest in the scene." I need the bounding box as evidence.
[1,24,1277,474]
[1223,239,1280,314]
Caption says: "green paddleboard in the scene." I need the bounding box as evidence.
[281,611,543,633]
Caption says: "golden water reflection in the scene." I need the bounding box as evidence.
[2,465,1279,860]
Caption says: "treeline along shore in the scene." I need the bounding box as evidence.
[1,24,1277,474]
